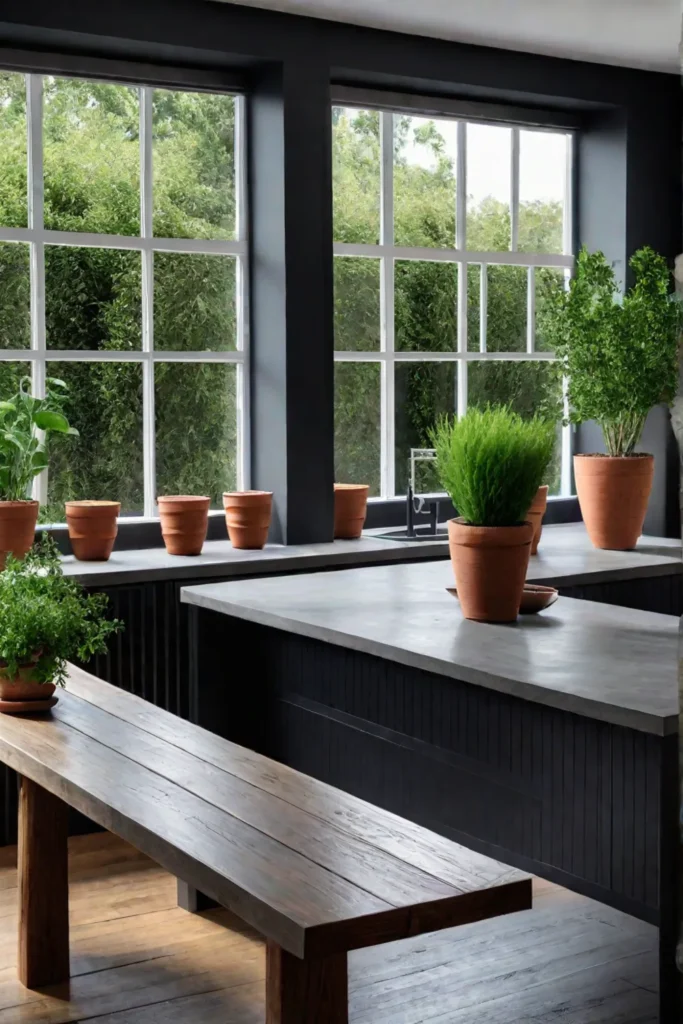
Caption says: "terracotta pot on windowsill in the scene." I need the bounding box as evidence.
[223,491,273,550]
[0,658,57,714]
[66,500,121,562]
[574,453,654,550]
[448,518,534,623]
[0,500,39,571]
[157,496,211,556]
[526,485,549,556]
[334,484,369,540]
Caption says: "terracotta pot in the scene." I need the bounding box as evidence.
[334,484,369,540]
[0,500,39,570]
[574,454,654,550]
[157,496,210,556]
[223,491,272,550]
[526,485,549,556]
[447,518,534,623]
[66,500,120,561]
[0,660,55,703]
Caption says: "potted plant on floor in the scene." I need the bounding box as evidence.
[0,376,77,567]
[0,538,122,713]
[539,246,681,550]
[432,407,555,623]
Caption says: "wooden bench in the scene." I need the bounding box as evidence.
[0,665,532,1023]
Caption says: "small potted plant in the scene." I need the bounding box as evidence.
[432,407,555,622]
[0,538,122,713]
[0,376,77,567]
[539,246,681,550]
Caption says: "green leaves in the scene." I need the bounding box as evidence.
[537,246,681,455]
[0,376,77,501]
[0,537,123,688]
[432,407,556,527]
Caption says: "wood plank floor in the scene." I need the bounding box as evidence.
[0,833,657,1023]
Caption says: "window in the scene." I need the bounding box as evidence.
[0,71,247,521]
[332,104,573,499]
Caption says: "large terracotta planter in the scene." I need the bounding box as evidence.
[157,495,210,556]
[0,500,39,570]
[574,454,654,550]
[0,660,57,714]
[526,485,549,556]
[334,484,369,540]
[448,518,534,623]
[223,491,272,550]
[66,500,120,561]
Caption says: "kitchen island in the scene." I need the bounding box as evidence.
[182,555,681,1022]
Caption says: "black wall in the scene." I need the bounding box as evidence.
[0,0,681,538]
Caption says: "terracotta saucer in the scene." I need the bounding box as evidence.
[0,695,58,715]
[446,584,558,615]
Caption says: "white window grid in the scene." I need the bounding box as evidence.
[0,73,249,518]
[333,111,574,500]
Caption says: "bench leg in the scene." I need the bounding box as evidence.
[18,776,70,989]
[176,879,218,912]
[265,940,348,1024]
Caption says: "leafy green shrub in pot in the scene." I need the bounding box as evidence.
[0,537,122,710]
[538,246,681,549]
[0,377,77,566]
[432,407,555,622]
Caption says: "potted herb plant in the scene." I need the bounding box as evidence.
[432,407,555,622]
[539,246,681,550]
[0,376,77,567]
[0,538,122,713]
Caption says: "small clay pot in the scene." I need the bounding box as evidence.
[526,485,549,556]
[574,454,654,550]
[66,500,121,561]
[0,500,39,570]
[334,484,369,539]
[157,496,210,556]
[0,660,56,707]
[223,491,272,550]
[447,518,533,623]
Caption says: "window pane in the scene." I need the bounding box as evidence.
[334,257,380,352]
[467,264,481,352]
[535,267,566,352]
[155,363,237,507]
[486,265,527,352]
[394,114,456,248]
[153,90,236,240]
[466,124,511,252]
[0,243,30,349]
[0,72,27,229]
[468,361,562,493]
[519,130,567,254]
[335,362,380,496]
[395,362,458,495]
[45,246,142,351]
[44,77,140,235]
[154,252,236,352]
[395,261,457,352]
[46,362,144,519]
[332,107,380,245]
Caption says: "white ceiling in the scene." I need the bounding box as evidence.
[216,0,681,73]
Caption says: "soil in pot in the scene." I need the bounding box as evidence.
[334,484,369,540]
[448,518,534,623]
[66,500,121,561]
[574,454,654,550]
[223,491,273,549]
[157,496,210,556]
[0,500,39,570]
[526,485,549,556]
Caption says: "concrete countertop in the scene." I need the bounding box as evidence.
[60,521,681,588]
[182,554,680,736]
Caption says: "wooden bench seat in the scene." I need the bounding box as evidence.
[0,665,531,1022]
